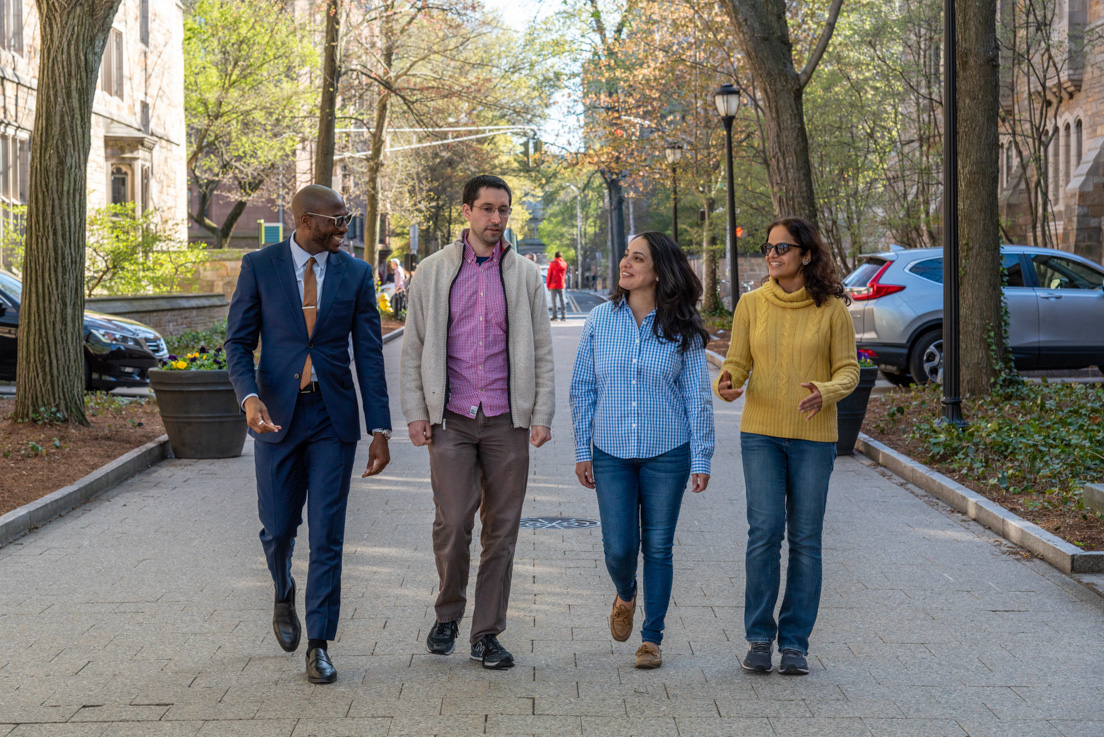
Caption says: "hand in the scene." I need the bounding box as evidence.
[716,370,744,402]
[530,425,551,448]
[575,461,595,489]
[362,433,390,477]
[691,473,710,493]
[798,383,823,421]
[408,420,432,447]
[244,396,281,434]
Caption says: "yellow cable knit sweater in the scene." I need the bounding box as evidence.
[712,278,860,442]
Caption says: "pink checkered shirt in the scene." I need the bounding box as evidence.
[446,237,510,418]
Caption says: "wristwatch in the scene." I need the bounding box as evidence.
[371,428,392,440]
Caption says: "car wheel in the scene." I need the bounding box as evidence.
[908,329,943,385]
[84,359,94,392]
[881,370,914,387]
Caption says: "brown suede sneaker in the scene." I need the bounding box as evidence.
[634,642,662,669]
[609,592,636,642]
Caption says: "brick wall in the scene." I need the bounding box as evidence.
[86,294,228,336]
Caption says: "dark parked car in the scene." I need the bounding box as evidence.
[0,269,169,390]
[844,245,1104,384]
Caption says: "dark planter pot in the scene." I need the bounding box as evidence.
[149,369,247,459]
[836,366,879,456]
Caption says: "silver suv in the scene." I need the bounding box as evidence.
[844,245,1104,385]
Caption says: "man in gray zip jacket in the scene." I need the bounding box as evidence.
[401,175,555,669]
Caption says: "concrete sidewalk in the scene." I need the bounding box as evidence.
[1,320,1103,736]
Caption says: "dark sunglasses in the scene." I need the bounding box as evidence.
[760,242,806,257]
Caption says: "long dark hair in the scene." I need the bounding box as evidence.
[612,231,710,353]
[765,216,849,307]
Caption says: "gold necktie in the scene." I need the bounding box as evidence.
[300,256,316,390]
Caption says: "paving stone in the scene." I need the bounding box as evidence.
[287,718,390,736]
[486,715,582,735]
[8,727,108,737]
[577,716,678,736]
[672,717,776,737]
[768,717,874,735]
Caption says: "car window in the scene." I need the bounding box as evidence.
[908,258,943,284]
[1031,254,1104,290]
[1001,253,1026,287]
[843,260,885,287]
[0,271,22,301]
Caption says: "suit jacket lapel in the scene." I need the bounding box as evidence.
[315,250,346,335]
[272,239,309,340]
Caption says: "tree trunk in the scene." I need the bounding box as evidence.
[957,0,1003,395]
[363,7,395,275]
[605,173,626,294]
[718,0,842,224]
[701,196,722,313]
[314,0,341,187]
[14,0,123,425]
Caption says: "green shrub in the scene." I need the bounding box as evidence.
[165,319,228,357]
[877,382,1104,513]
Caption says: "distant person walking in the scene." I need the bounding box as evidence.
[714,216,858,676]
[570,231,714,670]
[547,251,567,320]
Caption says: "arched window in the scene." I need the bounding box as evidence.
[1005,144,1013,186]
[1075,119,1083,173]
[111,165,131,205]
[1051,127,1060,202]
[1063,123,1071,190]
[999,143,1005,188]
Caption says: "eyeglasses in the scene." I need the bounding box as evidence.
[307,212,355,228]
[760,242,806,257]
[471,205,512,218]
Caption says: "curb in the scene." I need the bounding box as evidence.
[855,433,1104,574]
[0,434,171,549]
[706,349,724,368]
[382,325,404,345]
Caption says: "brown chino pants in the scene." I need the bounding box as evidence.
[428,409,530,643]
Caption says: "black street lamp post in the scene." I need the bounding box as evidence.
[714,83,742,307]
[665,143,683,246]
[942,0,966,427]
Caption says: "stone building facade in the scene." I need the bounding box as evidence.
[998,0,1104,264]
[0,0,187,268]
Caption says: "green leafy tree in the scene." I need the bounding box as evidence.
[184,0,316,248]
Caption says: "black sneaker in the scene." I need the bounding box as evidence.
[425,620,459,655]
[470,634,515,669]
[779,648,809,675]
[741,642,773,673]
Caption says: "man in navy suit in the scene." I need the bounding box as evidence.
[225,184,391,684]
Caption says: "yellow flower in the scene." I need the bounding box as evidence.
[173,360,188,370]
[186,352,199,359]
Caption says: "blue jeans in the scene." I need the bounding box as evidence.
[592,443,691,645]
[740,432,836,655]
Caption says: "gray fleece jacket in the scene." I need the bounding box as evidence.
[400,232,556,429]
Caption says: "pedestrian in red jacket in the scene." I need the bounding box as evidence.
[547,253,567,320]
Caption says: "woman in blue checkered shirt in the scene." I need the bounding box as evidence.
[570,231,715,670]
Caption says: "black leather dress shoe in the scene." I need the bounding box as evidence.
[272,579,301,653]
[306,647,337,684]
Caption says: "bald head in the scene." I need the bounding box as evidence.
[291,185,350,256]
[291,185,344,221]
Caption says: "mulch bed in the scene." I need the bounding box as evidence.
[862,392,1104,551]
[0,396,165,518]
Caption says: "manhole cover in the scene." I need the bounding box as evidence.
[518,517,600,529]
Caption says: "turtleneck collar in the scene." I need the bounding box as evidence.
[762,277,815,308]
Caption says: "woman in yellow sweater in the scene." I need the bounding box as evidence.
[715,216,859,676]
